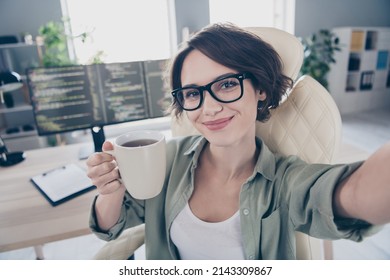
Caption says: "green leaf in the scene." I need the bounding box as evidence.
[299,29,341,90]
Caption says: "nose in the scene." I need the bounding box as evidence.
[202,90,222,115]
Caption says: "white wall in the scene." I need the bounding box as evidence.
[0,0,63,40]
[295,0,390,37]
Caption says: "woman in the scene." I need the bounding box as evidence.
[87,23,390,259]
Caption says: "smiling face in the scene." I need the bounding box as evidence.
[181,49,266,147]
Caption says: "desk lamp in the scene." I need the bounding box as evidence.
[0,72,25,166]
[0,71,23,108]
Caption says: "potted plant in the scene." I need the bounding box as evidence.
[38,20,73,67]
[38,18,91,67]
[300,29,341,90]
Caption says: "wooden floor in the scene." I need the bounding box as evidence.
[1,108,389,260]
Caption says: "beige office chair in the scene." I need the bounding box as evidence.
[94,27,342,260]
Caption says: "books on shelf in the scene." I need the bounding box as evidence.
[350,30,365,51]
[360,71,375,90]
[376,50,389,70]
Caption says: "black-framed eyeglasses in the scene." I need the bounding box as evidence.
[171,72,252,111]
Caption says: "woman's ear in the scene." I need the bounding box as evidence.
[258,90,267,101]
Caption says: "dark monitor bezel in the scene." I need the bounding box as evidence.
[26,62,150,137]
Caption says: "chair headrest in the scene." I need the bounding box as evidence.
[245,27,303,80]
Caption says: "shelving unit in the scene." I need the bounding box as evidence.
[0,104,32,114]
[328,27,390,115]
[0,43,42,75]
[0,42,48,151]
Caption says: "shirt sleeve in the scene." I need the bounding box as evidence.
[279,157,382,241]
[88,137,186,243]
[89,191,145,241]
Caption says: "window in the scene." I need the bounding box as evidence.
[209,0,295,34]
[64,0,172,64]
[209,0,274,27]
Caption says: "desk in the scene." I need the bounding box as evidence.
[0,142,97,255]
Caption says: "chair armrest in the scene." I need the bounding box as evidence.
[93,224,145,260]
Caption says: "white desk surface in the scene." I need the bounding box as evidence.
[0,142,98,252]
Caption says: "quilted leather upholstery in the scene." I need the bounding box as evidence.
[245,27,303,80]
[256,75,342,164]
[94,224,145,260]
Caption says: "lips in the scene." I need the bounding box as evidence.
[203,116,233,131]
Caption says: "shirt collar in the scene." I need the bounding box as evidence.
[183,135,276,181]
[253,137,276,181]
[183,135,205,156]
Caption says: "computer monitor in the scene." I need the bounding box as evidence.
[26,60,168,157]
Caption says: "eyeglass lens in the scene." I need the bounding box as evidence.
[176,76,242,110]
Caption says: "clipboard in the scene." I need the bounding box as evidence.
[31,163,95,206]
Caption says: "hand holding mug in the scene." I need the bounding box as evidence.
[86,141,124,195]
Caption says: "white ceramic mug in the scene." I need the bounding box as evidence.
[105,130,166,199]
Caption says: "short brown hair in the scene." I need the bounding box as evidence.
[168,23,293,122]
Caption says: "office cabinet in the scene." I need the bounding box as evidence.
[328,27,390,114]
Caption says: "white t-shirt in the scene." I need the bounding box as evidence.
[170,202,245,259]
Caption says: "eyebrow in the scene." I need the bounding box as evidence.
[182,72,237,88]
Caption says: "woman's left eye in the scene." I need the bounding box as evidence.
[220,80,238,89]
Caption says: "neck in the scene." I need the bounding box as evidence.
[202,137,258,180]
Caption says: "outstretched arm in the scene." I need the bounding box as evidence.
[334,142,390,225]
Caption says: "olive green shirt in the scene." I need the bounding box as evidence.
[90,135,376,259]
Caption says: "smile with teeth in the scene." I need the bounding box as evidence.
[203,116,234,130]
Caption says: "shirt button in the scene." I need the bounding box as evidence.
[243,209,250,215]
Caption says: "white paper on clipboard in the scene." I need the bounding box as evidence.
[31,163,94,205]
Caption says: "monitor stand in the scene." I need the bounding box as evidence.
[78,126,106,160]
